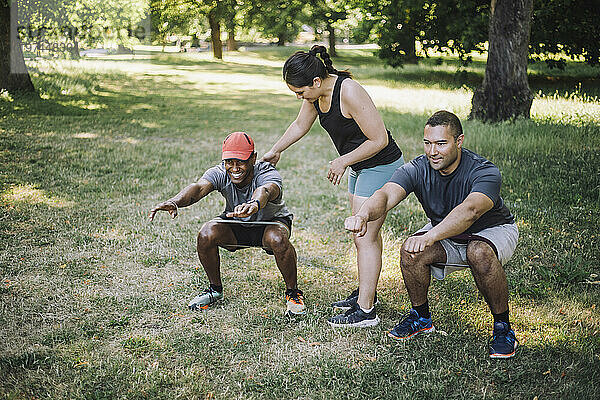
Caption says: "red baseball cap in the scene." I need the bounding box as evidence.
[222,132,255,160]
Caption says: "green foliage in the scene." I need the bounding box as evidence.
[348,15,377,44]
[375,0,423,66]
[530,0,600,67]
[16,0,149,51]
[371,0,600,70]
[244,0,309,45]
[360,0,488,68]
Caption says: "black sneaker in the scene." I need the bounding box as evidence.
[327,304,380,328]
[331,288,378,311]
[489,321,518,359]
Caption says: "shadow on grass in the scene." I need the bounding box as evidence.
[239,337,599,399]
[0,91,90,117]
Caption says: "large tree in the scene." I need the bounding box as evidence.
[0,0,35,93]
[152,0,230,59]
[205,0,240,58]
[206,5,222,58]
[470,0,534,122]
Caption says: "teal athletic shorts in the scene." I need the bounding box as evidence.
[348,156,404,197]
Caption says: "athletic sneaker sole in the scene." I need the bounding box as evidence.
[188,297,222,311]
[285,301,306,316]
[489,343,518,359]
[189,302,221,311]
[285,310,307,317]
[189,304,210,311]
[388,325,435,340]
[327,316,381,328]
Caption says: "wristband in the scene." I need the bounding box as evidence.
[249,199,261,210]
[167,200,179,211]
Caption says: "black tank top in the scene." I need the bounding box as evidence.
[314,75,402,171]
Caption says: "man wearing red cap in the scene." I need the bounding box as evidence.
[149,132,305,315]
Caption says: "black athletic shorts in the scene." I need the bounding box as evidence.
[218,216,293,255]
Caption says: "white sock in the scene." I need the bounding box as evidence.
[360,306,374,314]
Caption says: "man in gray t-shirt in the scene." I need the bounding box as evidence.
[202,161,292,223]
[149,132,304,316]
[345,111,519,359]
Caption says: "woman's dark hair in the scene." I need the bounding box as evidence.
[426,110,463,139]
[282,45,351,87]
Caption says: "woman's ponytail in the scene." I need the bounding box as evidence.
[309,45,351,79]
[283,46,351,87]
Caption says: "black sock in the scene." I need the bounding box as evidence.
[209,283,223,293]
[493,310,510,330]
[413,301,430,319]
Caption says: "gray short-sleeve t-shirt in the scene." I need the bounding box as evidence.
[201,161,292,222]
[390,149,514,234]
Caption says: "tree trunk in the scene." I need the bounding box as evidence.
[0,0,35,94]
[404,28,418,64]
[69,39,80,60]
[470,0,534,122]
[227,28,237,52]
[208,8,223,59]
[276,32,287,46]
[191,33,200,48]
[327,24,337,57]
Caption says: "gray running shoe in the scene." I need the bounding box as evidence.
[327,304,380,328]
[331,288,378,311]
[188,287,223,310]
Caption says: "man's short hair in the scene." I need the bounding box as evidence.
[426,110,463,139]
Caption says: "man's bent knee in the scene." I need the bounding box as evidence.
[197,222,222,249]
[263,230,290,254]
[467,241,499,273]
[400,240,446,269]
[400,245,425,269]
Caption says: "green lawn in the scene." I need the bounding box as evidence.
[1,47,599,399]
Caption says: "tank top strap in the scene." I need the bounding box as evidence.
[330,75,347,114]
[314,75,347,115]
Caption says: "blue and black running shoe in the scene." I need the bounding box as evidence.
[388,309,435,340]
[489,321,518,359]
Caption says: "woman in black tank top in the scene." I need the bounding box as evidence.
[261,45,404,327]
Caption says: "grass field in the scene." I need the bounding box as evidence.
[1,46,599,399]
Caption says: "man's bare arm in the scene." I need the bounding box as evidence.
[345,182,408,236]
[149,178,214,221]
[403,192,494,254]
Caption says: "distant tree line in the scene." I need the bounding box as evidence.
[152,0,598,69]
[2,0,598,122]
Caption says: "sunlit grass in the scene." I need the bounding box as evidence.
[1,184,74,208]
[532,92,600,125]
